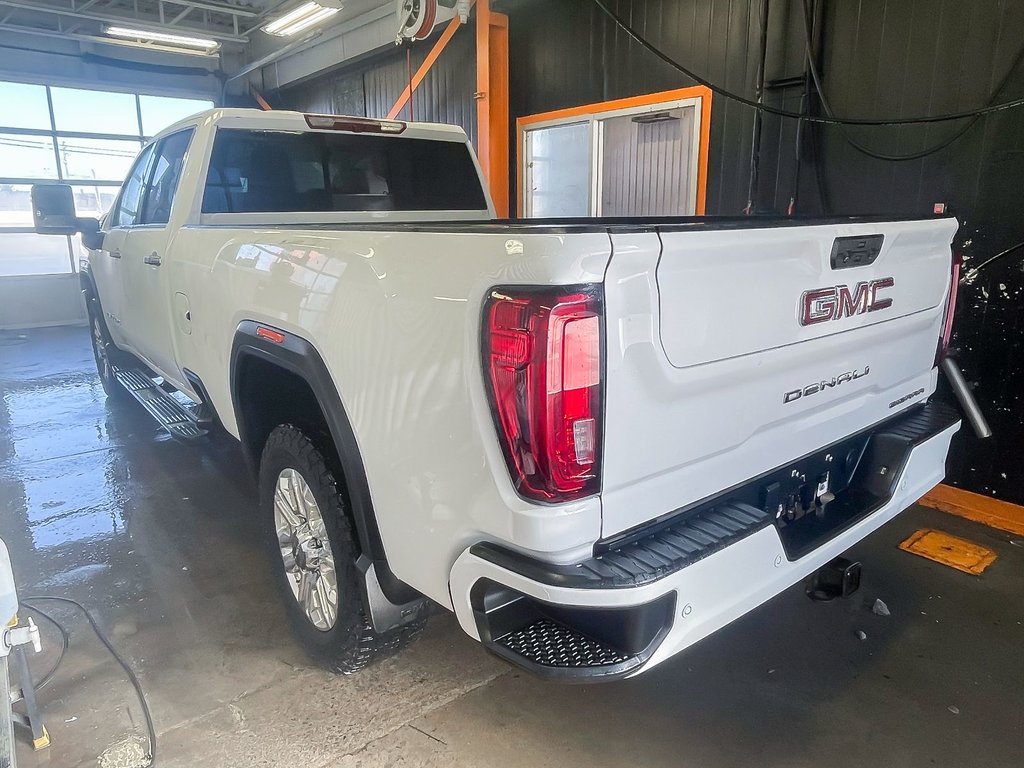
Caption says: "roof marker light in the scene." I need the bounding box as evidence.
[303,114,407,133]
[256,326,287,344]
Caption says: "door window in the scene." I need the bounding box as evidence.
[114,144,156,228]
[141,129,194,225]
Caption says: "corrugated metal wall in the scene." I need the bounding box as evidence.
[277,0,1024,503]
[758,0,1024,501]
[508,0,1024,503]
[280,24,477,147]
[507,0,772,215]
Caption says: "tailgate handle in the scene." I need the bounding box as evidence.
[830,235,883,269]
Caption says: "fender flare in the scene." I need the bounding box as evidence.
[80,266,99,304]
[229,320,420,605]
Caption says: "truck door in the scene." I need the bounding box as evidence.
[119,128,194,386]
[98,143,156,348]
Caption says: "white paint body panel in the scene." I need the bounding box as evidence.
[88,109,960,667]
[601,220,956,538]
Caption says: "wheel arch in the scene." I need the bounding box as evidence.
[80,265,99,303]
[229,321,419,605]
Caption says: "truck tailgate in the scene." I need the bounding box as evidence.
[600,217,958,539]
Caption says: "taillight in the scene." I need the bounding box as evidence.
[483,287,603,502]
[936,250,962,364]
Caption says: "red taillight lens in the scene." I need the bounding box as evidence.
[936,250,962,364]
[484,287,603,502]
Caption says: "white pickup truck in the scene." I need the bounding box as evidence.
[33,108,968,681]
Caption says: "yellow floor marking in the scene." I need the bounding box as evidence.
[919,484,1024,537]
[899,528,997,575]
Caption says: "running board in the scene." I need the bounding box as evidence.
[113,367,210,441]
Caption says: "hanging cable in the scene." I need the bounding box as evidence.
[406,44,415,122]
[799,0,1024,161]
[590,0,1024,126]
[744,0,771,214]
[24,596,157,767]
[961,240,1024,283]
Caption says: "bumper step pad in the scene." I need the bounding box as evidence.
[114,367,209,441]
[497,619,631,668]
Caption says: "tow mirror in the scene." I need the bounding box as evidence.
[31,184,104,250]
[31,184,78,235]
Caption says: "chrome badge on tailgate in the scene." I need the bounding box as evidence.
[784,366,871,404]
[799,278,894,326]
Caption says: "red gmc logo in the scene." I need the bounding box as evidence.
[800,278,894,326]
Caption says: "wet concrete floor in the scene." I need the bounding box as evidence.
[0,326,1021,767]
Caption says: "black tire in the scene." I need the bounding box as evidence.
[259,424,424,673]
[87,296,129,402]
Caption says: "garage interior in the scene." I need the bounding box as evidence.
[1,1,1023,766]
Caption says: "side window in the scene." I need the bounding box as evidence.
[114,144,156,228]
[140,129,194,225]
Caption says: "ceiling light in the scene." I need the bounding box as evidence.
[105,26,220,50]
[263,2,341,37]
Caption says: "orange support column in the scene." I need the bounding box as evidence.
[475,0,510,217]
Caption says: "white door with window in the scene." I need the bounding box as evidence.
[119,129,194,385]
[521,91,706,218]
[101,143,157,347]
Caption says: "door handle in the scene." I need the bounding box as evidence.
[110,249,121,259]
[144,252,162,267]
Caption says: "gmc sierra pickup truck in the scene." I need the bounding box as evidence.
[32,108,967,681]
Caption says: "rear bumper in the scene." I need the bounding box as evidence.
[449,402,960,681]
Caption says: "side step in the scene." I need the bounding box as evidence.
[114,367,210,441]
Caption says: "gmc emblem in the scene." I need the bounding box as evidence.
[800,278,894,326]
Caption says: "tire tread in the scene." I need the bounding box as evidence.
[261,424,425,674]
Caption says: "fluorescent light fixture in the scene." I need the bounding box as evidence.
[105,26,220,50]
[263,2,341,37]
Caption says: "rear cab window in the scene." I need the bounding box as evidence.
[201,129,487,214]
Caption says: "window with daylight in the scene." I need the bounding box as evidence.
[0,81,212,277]
[518,87,712,219]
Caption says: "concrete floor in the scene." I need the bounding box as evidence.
[0,326,1021,768]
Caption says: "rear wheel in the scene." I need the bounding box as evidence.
[259,424,424,673]
[87,297,127,401]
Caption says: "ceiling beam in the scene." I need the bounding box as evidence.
[0,0,248,42]
[160,0,259,19]
[0,20,222,59]
[168,6,192,25]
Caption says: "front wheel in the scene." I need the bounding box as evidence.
[259,424,424,673]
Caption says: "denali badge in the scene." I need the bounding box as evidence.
[784,366,870,404]
[800,278,894,325]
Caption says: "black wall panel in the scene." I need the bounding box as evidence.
[507,0,771,214]
[781,0,1024,501]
